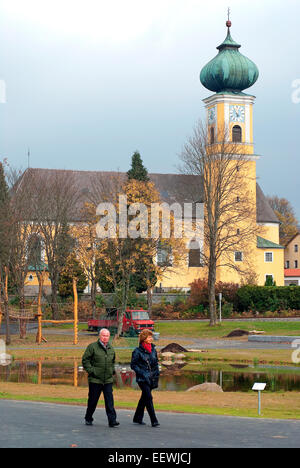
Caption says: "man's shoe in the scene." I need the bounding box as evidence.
[85,420,93,426]
[152,422,160,427]
[133,420,146,425]
[109,421,120,427]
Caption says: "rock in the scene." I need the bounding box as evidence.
[161,343,188,353]
[161,352,175,358]
[186,383,223,393]
[173,353,186,359]
[248,330,266,335]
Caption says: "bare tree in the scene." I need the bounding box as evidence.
[267,195,298,245]
[30,170,80,319]
[88,171,186,336]
[179,121,263,325]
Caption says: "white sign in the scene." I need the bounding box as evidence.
[252,383,266,391]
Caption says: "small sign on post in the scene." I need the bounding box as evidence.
[252,382,266,415]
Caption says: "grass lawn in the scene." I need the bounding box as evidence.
[0,382,299,420]
[156,320,300,339]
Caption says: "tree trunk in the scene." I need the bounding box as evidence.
[208,253,217,326]
[91,277,97,319]
[147,286,153,318]
[19,282,27,339]
[117,276,130,338]
[50,273,59,320]
[4,268,10,345]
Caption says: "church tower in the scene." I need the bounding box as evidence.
[200,17,259,156]
[198,17,284,286]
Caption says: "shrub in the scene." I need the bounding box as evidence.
[189,279,239,316]
[221,302,233,318]
[236,285,300,313]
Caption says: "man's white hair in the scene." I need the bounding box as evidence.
[99,328,110,335]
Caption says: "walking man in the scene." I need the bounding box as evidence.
[82,328,119,427]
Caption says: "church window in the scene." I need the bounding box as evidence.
[232,125,242,143]
[188,240,203,267]
[210,127,215,144]
[286,261,290,269]
[27,234,42,267]
[234,251,243,262]
[295,260,298,268]
[157,242,172,267]
[295,244,298,253]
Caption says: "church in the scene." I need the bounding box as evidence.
[21,19,284,295]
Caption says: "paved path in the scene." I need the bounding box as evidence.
[0,400,299,448]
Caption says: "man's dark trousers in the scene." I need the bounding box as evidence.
[85,382,117,424]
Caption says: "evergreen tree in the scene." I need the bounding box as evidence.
[58,253,88,297]
[127,151,150,181]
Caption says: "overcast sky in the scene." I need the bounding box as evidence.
[0,0,299,217]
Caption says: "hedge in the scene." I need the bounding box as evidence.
[235,285,300,312]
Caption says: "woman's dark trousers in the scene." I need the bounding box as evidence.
[133,382,158,424]
[85,382,117,424]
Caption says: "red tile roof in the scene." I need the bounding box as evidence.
[284,269,300,277]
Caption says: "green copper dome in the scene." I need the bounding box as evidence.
[200,24,259,93]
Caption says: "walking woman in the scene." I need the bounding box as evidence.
[131,329,160,427]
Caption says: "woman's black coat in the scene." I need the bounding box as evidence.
[130,344,160,388]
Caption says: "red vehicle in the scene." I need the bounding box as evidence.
[87,308,154,335]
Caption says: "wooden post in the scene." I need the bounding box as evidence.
[4,266,10,345]
[0,272,3,332]
[38,359,42,385]
[73,278,78,345]
[73,359,78,387]
[36,271,46,345]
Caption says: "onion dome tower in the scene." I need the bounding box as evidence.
[200,19,259,94]
[200,17,259,156]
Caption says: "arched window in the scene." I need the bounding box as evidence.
[210,127,215,144]
[157,241,172,267]
[188,240,203,268]
[232,125,242,143]
[27,234,42,267]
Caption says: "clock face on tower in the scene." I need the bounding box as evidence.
[208,106,216,125]
[230,105,245,123]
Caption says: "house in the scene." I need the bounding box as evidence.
[284,232,300,270]
[284,269,300,286]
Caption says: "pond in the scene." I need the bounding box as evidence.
[1,360,300,392]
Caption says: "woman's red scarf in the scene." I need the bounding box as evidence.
[142,341,152,353]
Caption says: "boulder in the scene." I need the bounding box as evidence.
[161,352,175,359]
[186,382,223,393]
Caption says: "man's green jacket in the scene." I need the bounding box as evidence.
[82,340,116,385]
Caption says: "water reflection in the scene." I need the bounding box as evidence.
[1,359,300,392]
